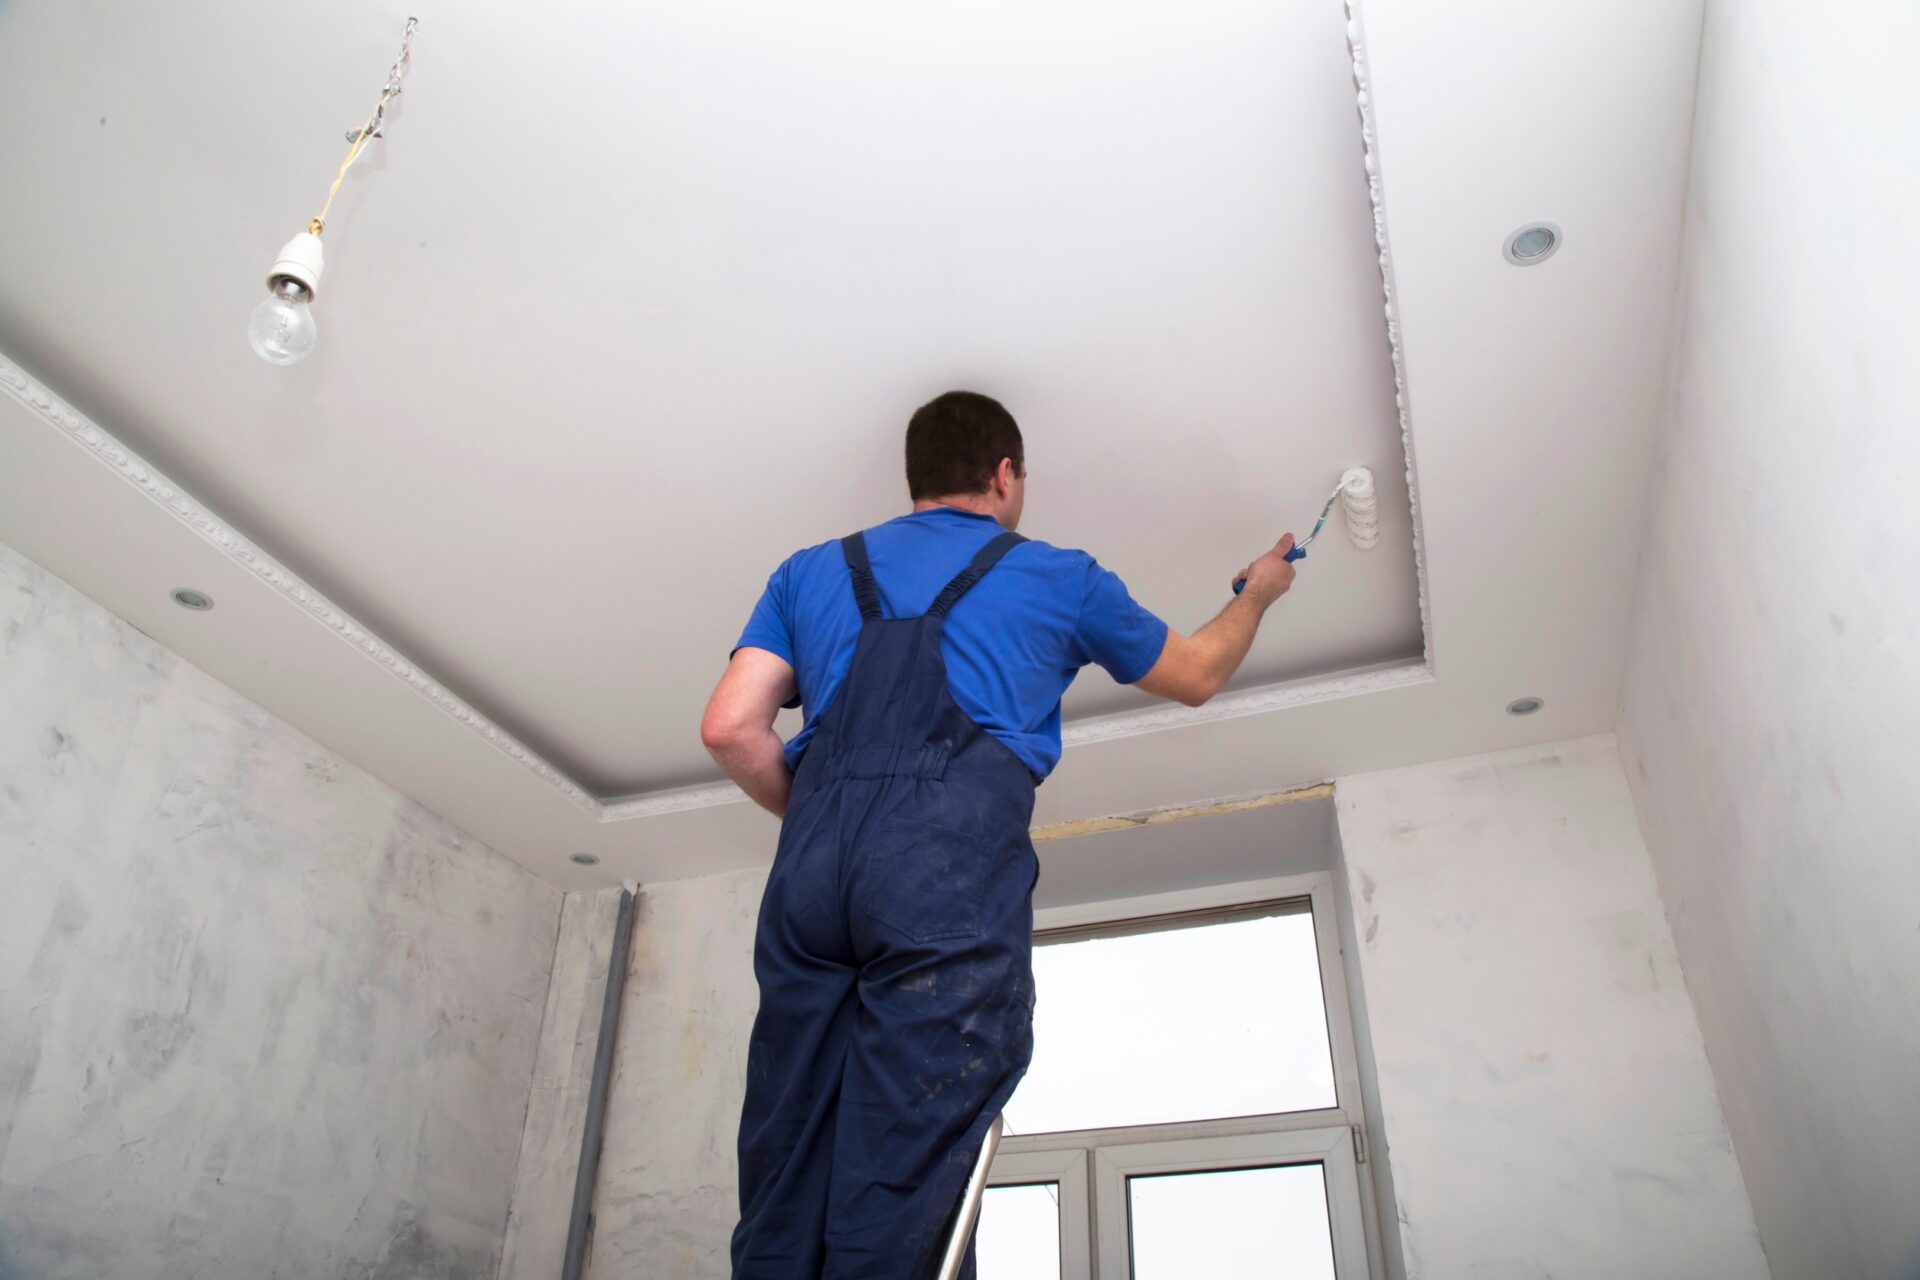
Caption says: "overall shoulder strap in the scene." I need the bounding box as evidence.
[927,531,1025,619]
[839,532,883,621]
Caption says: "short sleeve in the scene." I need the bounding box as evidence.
[1072,557,1169,685]
[733,559,803,709]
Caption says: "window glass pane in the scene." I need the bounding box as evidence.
[976,1183,1061,1279]
[1005,909,1335,1135]
[1128,1164,1335,1279]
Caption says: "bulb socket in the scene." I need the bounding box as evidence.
[266,231,325,301]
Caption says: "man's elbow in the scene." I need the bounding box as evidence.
[1176,678,1221,709]
[1149,672,1217,709]
[1134,656,1220,708]
[700,707,747,757]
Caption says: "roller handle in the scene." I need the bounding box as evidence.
[1232,543,1307,594]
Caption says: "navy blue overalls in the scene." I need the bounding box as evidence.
[732,528,1041,1280]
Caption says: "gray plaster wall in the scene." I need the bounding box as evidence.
[1336,737,1766,1278]
[587,867,766,1278]
[499,887,624,1280]
[1617,2,1920,1274]
[0,541,562,1279]
[576,739,1763,1275]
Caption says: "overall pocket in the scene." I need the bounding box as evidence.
[862,815,1009,944]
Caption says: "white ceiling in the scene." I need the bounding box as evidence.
[0,0,1704,888]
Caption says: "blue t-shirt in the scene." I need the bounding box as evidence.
[734,507,1168,779]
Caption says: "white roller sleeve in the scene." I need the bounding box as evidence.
[1338,466,1380,549]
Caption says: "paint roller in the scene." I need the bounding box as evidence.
[1233,467,1379,593]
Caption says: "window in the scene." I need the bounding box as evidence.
[977,1147,1090,1279]
[1126,1162,1335,1278]
[1005,904,1336,1134]
[979,874,1377,1279]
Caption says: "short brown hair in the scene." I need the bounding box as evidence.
[904,391,1025,500]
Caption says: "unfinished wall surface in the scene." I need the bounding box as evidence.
[0,542,561,1279]
[579,737,1765,1275]
[585,867,765,1278]
[1335,737,1767,1278]
[1617,2,1920,1275]
[499,887,625,1280]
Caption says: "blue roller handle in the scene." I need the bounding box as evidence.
[1232,543,1306,594]
[1236,478,1343,592]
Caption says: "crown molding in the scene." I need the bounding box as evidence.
[1062,658,1429,750]
[1346,0,1434,664]
[599,780,744,821]
[3,351,1428,826]
[597,658,1432,822]
[1,8,1431,827]
[0,353,600,816]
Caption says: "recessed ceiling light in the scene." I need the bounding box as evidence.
[1503,222,1561,266]
[570,852,600,866]
[171,588,214,611]
[1506,696,1545,716]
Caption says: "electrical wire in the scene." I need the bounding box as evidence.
[309,17,417,235]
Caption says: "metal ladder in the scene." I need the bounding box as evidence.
[934,1113,1006,1280]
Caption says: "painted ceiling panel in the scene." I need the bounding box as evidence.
[1,0,1706,888]
[0,0,1417,796]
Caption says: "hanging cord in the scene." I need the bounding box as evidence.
[309,17,418,235]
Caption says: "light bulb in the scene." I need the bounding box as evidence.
[249,279,318,365]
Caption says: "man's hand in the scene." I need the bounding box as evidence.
[1232,534,1299,606]
[1137,532,1298,708]
[701,647,799,817]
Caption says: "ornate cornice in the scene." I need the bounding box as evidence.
[600,781,744,822]
[2,18,1432,827]
[596,660,1431,821]
[0,354,600,816]
[1346,0,1434,662]
[1062,660,1429,750]
[609,7,1435,820]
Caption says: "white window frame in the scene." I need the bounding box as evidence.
[1093,1126,1368,1278]
[989,871,1381,1279]
[982,1146,1094,1279]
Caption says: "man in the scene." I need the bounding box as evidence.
[702,391,1297,1278]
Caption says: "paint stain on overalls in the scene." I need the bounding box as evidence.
[732,529,1040,1280]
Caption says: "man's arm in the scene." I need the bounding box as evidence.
[701,647,799,817]
[1134,534,1296,708]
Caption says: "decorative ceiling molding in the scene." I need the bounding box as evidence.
[0,353,599,816]
[5,350,1429,823]
[1064,658,1429,748]
[1,6,1432,826]
[1346,0,1433,662]
[598,779,743,822]
[598,658,1433,822]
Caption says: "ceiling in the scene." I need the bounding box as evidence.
[0,0,1705,888]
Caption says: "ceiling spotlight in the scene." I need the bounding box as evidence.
[570,852,600,866]
[171,588,214,611]
[1506,696,1545,716]
[1503,222,1561,266]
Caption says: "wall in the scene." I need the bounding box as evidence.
[0,542,561,1279]
[1336,737,1766,1278]
[586,867,765,1277]
[1332,825,1409,1280]
[1617,2,1920,1275]
[499,887,625,1280]
[574,737,1763,1277]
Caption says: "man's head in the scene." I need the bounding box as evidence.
[905,391,1026,530]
